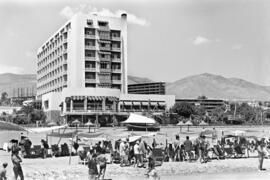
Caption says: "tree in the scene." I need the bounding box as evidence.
[30,110,47,124]
[237,103,256,122]
[19,105,34,123]
[0,92,10,106]
[172,102,195,118]
[211,105,227,124]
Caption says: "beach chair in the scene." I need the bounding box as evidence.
[224,147,235,158]
[51,144,59,157]
[61,144,69,156]
[234,146,245,158]
[31,145,42,158]
[152,148,164,166]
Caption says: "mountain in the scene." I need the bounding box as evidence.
[0,73,36,97]
[1,73,270,101]
[166,73,270,101]
[127,75,154,84]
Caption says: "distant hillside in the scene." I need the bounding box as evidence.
[1,73,270,101]
[127,75,154,84]
[166,73,270,101]
[0,73,36,97]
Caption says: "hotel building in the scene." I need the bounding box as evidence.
[36,13,175,124]
[128,82,166,95]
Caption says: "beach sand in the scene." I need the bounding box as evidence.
[1,126,270,179]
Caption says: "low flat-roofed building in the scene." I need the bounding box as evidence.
[175,98,228,112]
[128,82,166,95]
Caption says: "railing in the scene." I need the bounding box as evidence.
[85,34,96,39]
[98,26,110,31]
[85,79,96,83]
[85,67,97,72]
[111,47,121,52]
[85,45,96,50]
[85,57,97,61]
[99,35,111,40]
[111,36,121,41]
[111,69,121,73]
[99,57,111,62]
[99,68,111,73]
[99,46,111,51]
[111,58,121,62]
[112,79,121,84]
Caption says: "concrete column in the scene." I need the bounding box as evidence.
[70,99,73,111]
[84,98,87,111]
[102,97,106,111]
[113,101,116,112]
[63,102,67,112]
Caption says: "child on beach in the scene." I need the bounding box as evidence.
[0,163,8,180]
[146,158,160,180]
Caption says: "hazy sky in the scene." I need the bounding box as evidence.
[0,0,270,85]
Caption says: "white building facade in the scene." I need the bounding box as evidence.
[37,13,175,124]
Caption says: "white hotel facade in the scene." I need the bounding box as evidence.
[36,13,175,124]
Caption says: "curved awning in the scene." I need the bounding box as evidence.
[71,96,85,100]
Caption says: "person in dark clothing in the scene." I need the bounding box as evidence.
[88,154,98,180]
[41,139,49,158]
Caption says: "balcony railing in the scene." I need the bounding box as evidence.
[99,35,111,40]
[112,79,121,84]
[85,67,97,72]
[85,34,96,39]
[111,36,121,41]
[85,79,97,83]
[85,45,96,50]
[99,46,111,51]
[99,57,110,62]
[111,58,121,62]
[98,26,110,31]
[111,69,121,73]
[111,47,121,52]
[99,68,111,73]
[85,56,97,61]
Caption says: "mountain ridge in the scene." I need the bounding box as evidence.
[0,73,269,101]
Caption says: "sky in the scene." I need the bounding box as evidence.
[0,0,270,85]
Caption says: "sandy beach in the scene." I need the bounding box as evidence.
[1,126,270,179]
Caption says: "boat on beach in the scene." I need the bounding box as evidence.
[126,123,160,131]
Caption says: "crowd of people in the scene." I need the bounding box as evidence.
[2,127,270,179]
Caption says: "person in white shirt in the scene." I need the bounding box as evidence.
[134,141,141,167]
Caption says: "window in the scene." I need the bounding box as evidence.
[44,100,49,109]
[87,20,93,26]
[98,21,108,27]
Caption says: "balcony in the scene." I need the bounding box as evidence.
[111,47,121,52]
[111,36,121,41]
[85,56,97,61]
[111,69,121,73]
[85,34,96,39]
[63,38,67,43]
[85,67,98,72]
[112,79,121,84]
[63,48,67,54]
[85,79,97,83]
[98,26,110,31]
[63,81,67,86]
[99,46,111,51]
[99,35,111,40]
[99,57,111,62]
[99,68,111,73]
[111,58,121,62]
[85,45,96,50]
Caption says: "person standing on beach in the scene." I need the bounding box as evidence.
[146,157,160,180]
[11,149,24,180]
[119,139,127,167]
[184,136,192,161]
[257,140,266,171]
[88,154,98,180]
[174,135,180,161]
[0,163,8,180]
[97,154,107,180]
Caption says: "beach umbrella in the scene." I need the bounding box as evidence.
[177,121,185,132]
[185,121,193,132]
[0,121,27,131]
[72,119,81,132]
[199,121,208,129]
[85,121,95,133]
